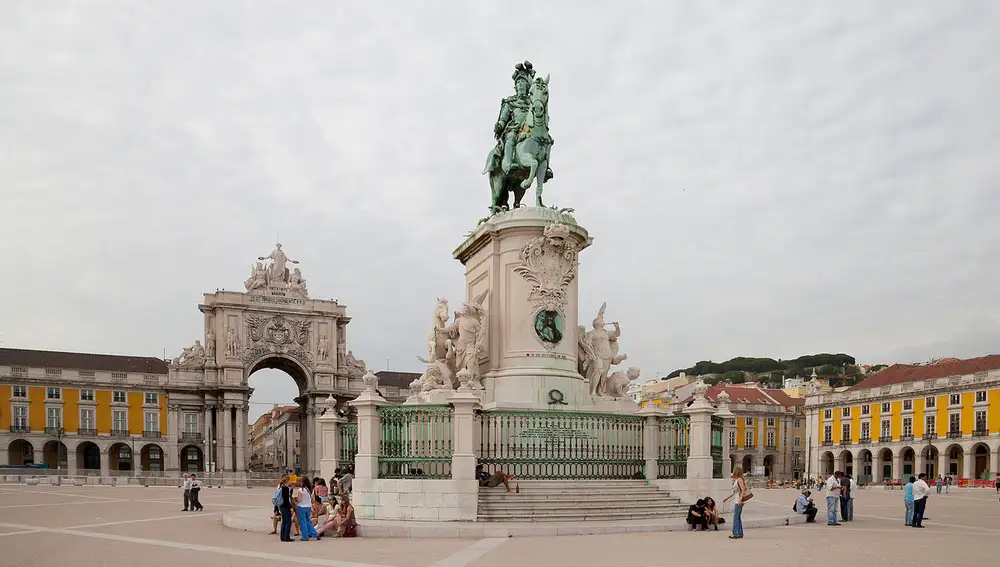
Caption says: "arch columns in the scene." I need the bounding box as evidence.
[962,450,973,479]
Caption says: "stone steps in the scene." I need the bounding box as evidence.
[477,480,686,522]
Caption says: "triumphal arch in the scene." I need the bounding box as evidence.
[164,243,371,476]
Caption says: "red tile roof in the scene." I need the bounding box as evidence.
[703,385,804,406]
[0,347,168,374]
[849,354,1000,391]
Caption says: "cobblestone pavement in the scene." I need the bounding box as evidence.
[0,484,996,567]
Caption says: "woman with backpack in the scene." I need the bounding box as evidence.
[275,475,294,542]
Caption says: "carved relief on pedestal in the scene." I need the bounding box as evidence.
[243,313,313,367]
[513,223,579,349]
[226,327,241,358]
[317,334,330,364]
[171,340,206,369]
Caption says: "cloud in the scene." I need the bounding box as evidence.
[1,2,998,418]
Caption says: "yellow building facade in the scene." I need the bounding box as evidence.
[805,355,1000,481]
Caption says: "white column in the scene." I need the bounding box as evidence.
[312,406,324,476]
[716,396,735,476]
[235,405,247,473]
[65,445,77,474]
[0,446,8,467]
[961,449,973,479]
[33,447,43,467]
[938,450,948,478]
[99,447,110,477]
[915,450,926,477]
[221,404,232,472]
[166,403,179,472]
[638,404,668,480]
[448,378,481,479]
[215,407,225,472]
[684,383,715,480]
[348,373,387,480]
[318,396,346,481]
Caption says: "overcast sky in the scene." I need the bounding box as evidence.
[2,2,998,420]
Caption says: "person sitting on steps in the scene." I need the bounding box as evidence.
[476,464,515,492]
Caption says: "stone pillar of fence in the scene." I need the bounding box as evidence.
[348,372,388,481]
[449,372,481,478]
[684,380,715,480]
[637,403,669,481]
[317,394,347,481]
[715,391,735,475]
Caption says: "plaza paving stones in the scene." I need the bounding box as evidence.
[0,484,997,567]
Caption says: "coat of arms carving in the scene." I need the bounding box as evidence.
[243,313,313,366]
[513,223,579,314]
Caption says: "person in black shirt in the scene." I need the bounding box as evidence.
[687,499,708,531]
[278,474,294,542]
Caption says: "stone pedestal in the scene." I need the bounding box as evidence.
[453,207,599,410]
[684,388,716,480]
[317,403,347,481]
[638,404,669,481]
[348,380,388,481]
[448,386,481,477]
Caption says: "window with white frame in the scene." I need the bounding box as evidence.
[729,430,736,448]
[112,409,127,431]
[861,421,871,440]
[861,404,870,415]
[925,397,936,408]
[902,417,913,437]
[950,393,961,406]
[80,389,94,402]
[766,417,775,427]
[46,387,61,400]
[881,402,890,413]
[823,425,832,443]
[881,420,891,439]
[184,413,198,433]
[842,423,851,442]
[80,408,95,430]
[903,399,913,411]
[12,385,27,398]
[794,419,801,428]
[949,412,960,433]
[766,431,775,447]
[13,405,28,428]
[794,436,801,448]
[745,430,754,447]
[975,410,987,432]
[112,391,126,403]
[144,412,159,432]
[842,407,851,417]
[926,415,936,435]
[824,409,832,419]
[144,392,158,405]
[46,407,62,429]
[745,417,753,426]
[975,391,987,403]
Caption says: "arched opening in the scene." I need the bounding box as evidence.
[77,442,100,473]
[820,451,834,476]
[247,355,312,475]
[858,449,873,483]
[840,450,854,476]
[42,440,68,470]
[741,454,753,475]
[180,444,204,472]
[901,447,915,476]
[922,445,939,478]
[8,440,34,466]
[877,448,893,481]
[972,444,990,480]
[763,455,774,478]
[109,442,133,471]
[141,444,164,473]
[946,445,963,477]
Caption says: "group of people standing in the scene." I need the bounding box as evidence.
[903,474,931,528]
[271,469,357,542]
[822,471,856,525]
[181,473,204,512]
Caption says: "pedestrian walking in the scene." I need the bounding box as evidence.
[825,471,843,526]
[181,473,192,511]
[911,473,930,528]
[903,476,915,526]
[189,474,204,511]
[936,474,943,494]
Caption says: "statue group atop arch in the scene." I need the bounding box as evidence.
[245,243,308,298]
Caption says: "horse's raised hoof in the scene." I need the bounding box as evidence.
[520,179,533,190]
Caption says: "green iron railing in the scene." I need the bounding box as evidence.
[478,410,644,479]
[340,422,358,467]
[657,416,689,479]
[378,405,453,479]
[711,415,724,479]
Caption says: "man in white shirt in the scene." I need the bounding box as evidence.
[911,473,930,528]
[181,473,192,511]
[825,471,843,526]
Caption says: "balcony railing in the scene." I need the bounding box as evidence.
[947,431,962,439]
[143,430,162,439]
[839,441,852,447]
[900,435,914,442]
[922,433,936,441]
[9,425,29,433]
[45,426,64,435]
[821,440,833,446]
[764,444,777,450]
[110,429,129,437]
[180,431,203,441]
[972,429,989,438]
[78,428,97,436]
[859,438,872,445]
